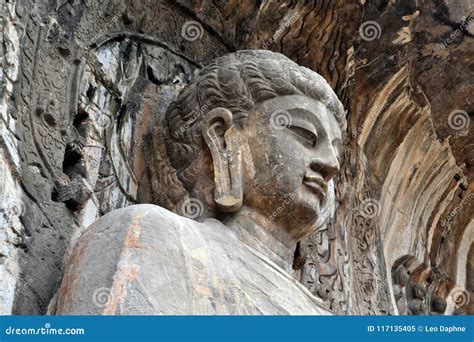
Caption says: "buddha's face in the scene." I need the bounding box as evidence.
[241,95,342,239]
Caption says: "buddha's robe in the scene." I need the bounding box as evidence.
[54,204,331,315]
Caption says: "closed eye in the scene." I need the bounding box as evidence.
[287,126,318,148]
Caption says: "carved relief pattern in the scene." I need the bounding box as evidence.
[8,0,234,313]
[3,0,470,316]
[6,0,389,314]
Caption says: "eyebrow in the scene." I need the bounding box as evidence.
[286,107,321,132]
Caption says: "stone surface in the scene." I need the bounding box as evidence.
[0,0,472,315]
[53,204,331,315]
[53,50,344,315]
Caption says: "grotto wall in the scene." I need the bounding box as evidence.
[0,0,472,315]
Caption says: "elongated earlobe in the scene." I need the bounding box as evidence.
[202,108,243,212]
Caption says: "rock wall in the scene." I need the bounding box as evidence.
[0,0,472,315]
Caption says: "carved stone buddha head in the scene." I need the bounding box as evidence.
[152,50,345,242]
[52,51,346,315]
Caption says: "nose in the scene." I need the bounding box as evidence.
[309,145,340,182]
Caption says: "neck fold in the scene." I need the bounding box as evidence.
[224,205,297,273]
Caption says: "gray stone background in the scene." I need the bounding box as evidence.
[0,0,472,315]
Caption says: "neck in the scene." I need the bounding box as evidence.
[224,205,297,273]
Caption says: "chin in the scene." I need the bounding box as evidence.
[279,184,335,240]
[299,191,322,216]
[291,213,320,241]
[282,198,321,239]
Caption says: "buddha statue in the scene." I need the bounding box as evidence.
[53,50,346,315]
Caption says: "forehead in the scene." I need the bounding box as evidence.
[254,95,342,140]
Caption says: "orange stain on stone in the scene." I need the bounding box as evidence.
[103,210,143,314]
[55,229,95,314]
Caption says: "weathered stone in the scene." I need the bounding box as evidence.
[54,51,344,315]
[54,204,331,315]
[0,0,471,316]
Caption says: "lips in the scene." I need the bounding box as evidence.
[303,175,327,200]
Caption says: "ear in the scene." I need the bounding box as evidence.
[202,107,243,212]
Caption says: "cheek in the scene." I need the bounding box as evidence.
[250,133,307,193]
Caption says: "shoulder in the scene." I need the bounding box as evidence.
[76,204,194,250]
[87,204,179,235]
[55,204,206,314]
